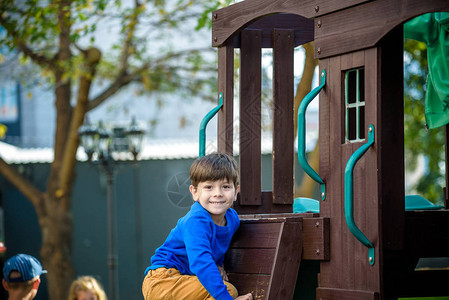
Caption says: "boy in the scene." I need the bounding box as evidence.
[142,153,252,300]
[2,253,47,300]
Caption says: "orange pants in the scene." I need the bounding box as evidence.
[142,268,238,300]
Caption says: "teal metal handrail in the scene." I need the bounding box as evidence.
[344,124,375,265]
[199,93,223,157]
[298,69,326,200]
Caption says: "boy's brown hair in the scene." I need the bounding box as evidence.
[190,153,239,187]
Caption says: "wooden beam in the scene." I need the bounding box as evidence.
[217,44,235,155]
[272,28,294,205]
[314,0,449,59]
[211,0,371,47]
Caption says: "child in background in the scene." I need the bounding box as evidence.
[142,153,252,300]
[68,276,107,300]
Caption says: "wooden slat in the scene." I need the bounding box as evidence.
[226,273,270,299]
[225,248,276,274]
[217,44,234,155]
[319,62,330,217]
[211,0,371,47]
[239,29,262,206]
[267,221,303,299]
[230,222,282,249]
[314,0,449,58]
[272,28,294,205]
[302,217,330,260]
[317,287,380,300]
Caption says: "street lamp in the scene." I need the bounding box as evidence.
[78,117,145,300]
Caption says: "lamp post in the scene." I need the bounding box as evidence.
[78,117,145,300]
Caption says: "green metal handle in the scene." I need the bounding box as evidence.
[344,124,375,265]
[298,69,326,200]
[199,93,223,157]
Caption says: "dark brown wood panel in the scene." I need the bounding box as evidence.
[302,217,330,260]
[230,222,282,249]
[314,0,449,59]
[404,210,449,257]
[227,273,270,299]
[211,0,372,47]
[267,221,303,299]
[317,287,380,300]
[217,44,235,155]
[384,270,449,298]
[225,248,276,274]
[239,29,262,206]
[272,28,294,205]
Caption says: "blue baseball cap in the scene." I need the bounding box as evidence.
[3,254,47,283]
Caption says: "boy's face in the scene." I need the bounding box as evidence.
[190,178,239,226]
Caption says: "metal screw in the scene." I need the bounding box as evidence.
[369,256,373,263]
[214,37,217,42]
[321,71,325,77]
[213,13,218,19]
[317,47,321,54]
[321,192,325,197]
[316,249,320,255]
[369,127,373,132]
[315,221,320,228]
[317,20,322,28]
[315,6,319,13]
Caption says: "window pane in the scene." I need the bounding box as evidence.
[359,106,365,139]
[359,69,365,102]
[348,107,357,140]
[347,70,357,104]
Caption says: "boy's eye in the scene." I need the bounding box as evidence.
[203,185,213,190]
[223,185,231,189]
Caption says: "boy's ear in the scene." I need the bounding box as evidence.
[234,185,240,201]
[32,278,40,290]
[2,279,9,291]
[189,185,198,201]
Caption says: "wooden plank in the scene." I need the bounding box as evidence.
[272,28,294,205]
[225,248,276,274]
[317,287,379,300]
[217,44,234,155]
[314,0,449,59]
[234,191,293,214]
[378,27,405,251]
[302,217,330,260]
[233,14,313,48]
[319,54,343,288]
[319,61,330,216]
[227,273,270,299]
[239,29,262,206]
[211,0,372,47]
[267,221,303,299]
[230,222,283,249]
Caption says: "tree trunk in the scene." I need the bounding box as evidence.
[38,194,74,300]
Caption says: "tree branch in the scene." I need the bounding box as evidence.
[0,16,56,69]
[0,157,44,208]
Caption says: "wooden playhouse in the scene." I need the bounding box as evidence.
[203,0,449,299]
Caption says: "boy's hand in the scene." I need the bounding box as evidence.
[217,265,228,281]
[235,293,253,300]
